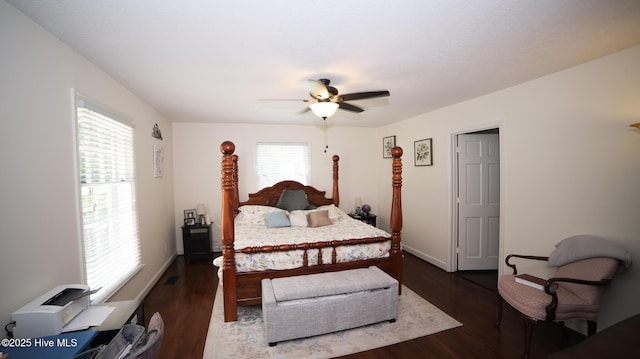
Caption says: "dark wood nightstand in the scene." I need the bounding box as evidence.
[349,213,377,227]
[182,223,212,261]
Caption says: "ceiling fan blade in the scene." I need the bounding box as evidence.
[259,99,310,102]
[339,90,390,102]
[298,107,311,114]
[338,102,365,113]
[306,79,330,100]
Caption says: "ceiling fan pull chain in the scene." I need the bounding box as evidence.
[324,119,329,153]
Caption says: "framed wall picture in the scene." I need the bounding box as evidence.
[383,135,396,158]
[153,145,164,177]
[414,138,433,166]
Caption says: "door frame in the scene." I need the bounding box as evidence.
[449,123,505,274]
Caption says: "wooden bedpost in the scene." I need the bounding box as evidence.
[332,155,340,206]
[390,146,403,294]
[232,154,239,215]
[220,141,238,322]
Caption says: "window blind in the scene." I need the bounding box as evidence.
[76,96,142,303]
[256,142,309,189]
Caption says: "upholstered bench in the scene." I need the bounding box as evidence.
[261,266,398,345]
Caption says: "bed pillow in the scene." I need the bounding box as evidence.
[236,205,282,225]
[316,204,343,221]
[276,190,310,211]
[289,211,309,227]
[548,234,632,268]
[264,210,291,228]
[308,210,332,227]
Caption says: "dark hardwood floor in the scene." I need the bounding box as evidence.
[456,269,498,292]
[143,252,584,359]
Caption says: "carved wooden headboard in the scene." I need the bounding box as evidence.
[239,180,335,208]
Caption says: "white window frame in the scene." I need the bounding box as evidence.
[256,142,310,189]
[74,93,142,303]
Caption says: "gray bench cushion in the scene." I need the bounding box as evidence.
[262,266,399,344]
[271,266,395,301]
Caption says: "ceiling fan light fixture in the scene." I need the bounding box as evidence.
[310,102,339,119]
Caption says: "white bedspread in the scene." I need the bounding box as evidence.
[213,205,392,273]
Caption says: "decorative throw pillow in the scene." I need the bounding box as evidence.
[317,204,343,221]
[548,234,631,267]
[264,210,291,228]
[308,210,332,227]
[236,205,282,226]
[276,190,310,211]
[289,211,309,227]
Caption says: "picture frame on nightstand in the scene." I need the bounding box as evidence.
[184,209,196,218]
[184,209,197,226]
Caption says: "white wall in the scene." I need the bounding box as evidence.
[172,123,381,252]
[0,1,176,334]
[376,45,640,331]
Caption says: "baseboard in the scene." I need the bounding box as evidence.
[134,252,178,303]
[403,245,449,271]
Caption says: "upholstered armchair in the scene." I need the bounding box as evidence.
[494,235,631,358]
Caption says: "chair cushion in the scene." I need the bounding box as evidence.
[498,257,619,321]
[554,257,618,304]
[499,275,598,321]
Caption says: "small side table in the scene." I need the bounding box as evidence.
[182,223,212,261]
[349,213,377,227]
[90,299,145,347]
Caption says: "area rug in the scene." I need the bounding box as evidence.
[202,285,462,359]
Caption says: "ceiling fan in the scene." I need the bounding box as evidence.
[271,79,390,120]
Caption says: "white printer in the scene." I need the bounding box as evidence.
[11,284,93,338]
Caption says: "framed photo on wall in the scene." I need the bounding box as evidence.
[383,135,396,158]
[414,138,432,166]
[153,145,164,177]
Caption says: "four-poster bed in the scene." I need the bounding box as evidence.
[218,140,403,322]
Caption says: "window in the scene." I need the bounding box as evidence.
[75,94,142,303]
[256,142,309,188]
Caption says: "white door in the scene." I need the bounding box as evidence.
[457,133,500,270]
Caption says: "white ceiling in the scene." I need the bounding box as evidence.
[8,0,640,127]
